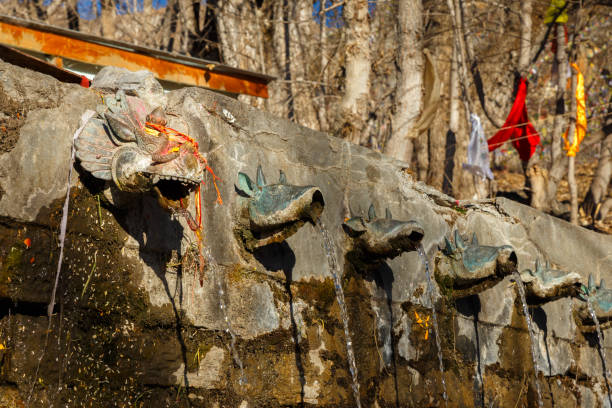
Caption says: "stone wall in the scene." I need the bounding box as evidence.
[1,60,612,407]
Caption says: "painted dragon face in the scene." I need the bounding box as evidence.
[235,165,324,251]
[575,275,612,332]
[435,230,516,298]
[519,259,582,304]
[342,204,424,262]
[76,92,205,214]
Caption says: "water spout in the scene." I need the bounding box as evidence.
[417,244,448,405]
[316,220,362,408]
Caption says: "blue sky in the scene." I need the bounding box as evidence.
[70,0,164,20]
[68,0,374,25]
[313,0,344,28]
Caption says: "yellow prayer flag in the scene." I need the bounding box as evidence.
[563,63,587,157]
[544,0,568,24]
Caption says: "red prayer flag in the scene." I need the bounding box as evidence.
[487,78,540,162]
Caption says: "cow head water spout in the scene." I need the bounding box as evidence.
[518,259,582,304]
[235,165,324,251]
[435,230,516,298]
[342,204,424,264]
[576,275,612,332]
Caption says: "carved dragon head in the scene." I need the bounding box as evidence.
[435,230,516,298]
[76,91,207,216]
[235,165,324,251]
[576,275,612,332]
[342,204,424,263]
[519,259,582,304]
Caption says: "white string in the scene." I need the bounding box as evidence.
[47,110,96,318]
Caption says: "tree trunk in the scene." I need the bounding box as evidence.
[215,0,267,110]
[317,5,329,133]
[568,155,577,223]
[448,45,460,147]
[178,0,198,37]
[531,23,567,212]
[65,0,80,31]
[100,0,116,40]
[451,0,487,199]
[582,96,612,222]
[216,0,261,71]
[443,44,460,195]
[262,0,291,120]
[567,65,578,224]
[518,0,532,75]
[598,199,612,224]
[519,0,540,205]
[414,132,429,181]
[428,64,447,191]
[384,0,423,163]
[338,0,371,145]
[288,0,320,130]
[545,23,569,213]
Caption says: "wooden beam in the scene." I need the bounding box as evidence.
[0,44,90,87]
[0,19,269,98]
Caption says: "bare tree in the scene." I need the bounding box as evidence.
[3,0,612,229]
[338,0,371,145]
[567,64,579,224]
[518,0,533,76]
[287,0,320,130]
[383,0,423,163]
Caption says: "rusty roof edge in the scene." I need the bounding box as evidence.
[0,14,275,84]
[0,43,89,86]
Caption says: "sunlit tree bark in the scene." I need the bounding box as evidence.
[338,0,370,144]
[384,0,423,163]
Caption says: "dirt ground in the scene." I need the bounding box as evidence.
[493,156,612,235]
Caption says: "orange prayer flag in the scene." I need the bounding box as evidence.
[563,63,587,157]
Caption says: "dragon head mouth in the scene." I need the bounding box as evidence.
[342,205,424,262]
[235,165,325,251]
[110,145,203,210]
[435,230,517,299]
[76,92,214,219]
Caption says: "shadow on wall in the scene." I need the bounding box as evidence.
[254,242,307,405]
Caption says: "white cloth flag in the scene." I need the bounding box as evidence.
[463,113,494,180]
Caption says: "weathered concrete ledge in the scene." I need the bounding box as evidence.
[1,60,612,407]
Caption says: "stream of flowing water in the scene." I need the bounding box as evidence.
[586,298,612,402]
[201,246,246,386]
[316,220,362,408]
[417,244,448,405]
[512,272,543,408]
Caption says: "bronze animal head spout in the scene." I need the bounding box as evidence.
[342,204,424,262]
[235,165,324,251]
[435,230,516,298]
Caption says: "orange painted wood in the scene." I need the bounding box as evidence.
[0,20,268,98]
